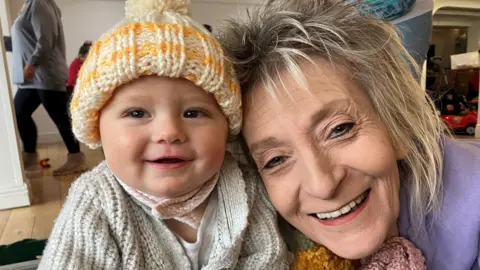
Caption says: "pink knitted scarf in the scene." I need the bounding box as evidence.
[359,237,426,270]
[117,174,219,229]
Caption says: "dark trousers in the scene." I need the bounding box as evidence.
[14,88,80,154]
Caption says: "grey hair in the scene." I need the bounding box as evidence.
[219,0,447,235]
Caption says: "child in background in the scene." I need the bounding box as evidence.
[38,0,289,269]
[66,41,91,97]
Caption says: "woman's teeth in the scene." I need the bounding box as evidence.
[315,189,370,220]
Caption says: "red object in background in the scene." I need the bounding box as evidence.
[39,159,51,168]
[441,110,478,136]
[67,58,85,88]
[470,72,479,92]
[469,98,478,110]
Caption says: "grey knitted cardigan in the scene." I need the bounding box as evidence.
[38,155,291,269]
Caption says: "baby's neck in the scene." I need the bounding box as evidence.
[164,196,210,243]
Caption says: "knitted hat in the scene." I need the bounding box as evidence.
[70,0,241,149]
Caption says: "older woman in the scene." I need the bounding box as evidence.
[220,0,480,269]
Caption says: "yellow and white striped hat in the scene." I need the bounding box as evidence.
[70,0,242,149]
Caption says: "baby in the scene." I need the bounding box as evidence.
[38,0,289,269]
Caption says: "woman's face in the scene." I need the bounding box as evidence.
[242,60,401,259]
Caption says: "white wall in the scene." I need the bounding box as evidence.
[8,0,21,16]
[433,14,474,28]
[61,1,256,64]
[431,28,468,68]
[467,20,480,53]
[433,0,480,53]
[433,15,480,54]
[434,0,480,14]
[7,0,257,144]
[61,1,124,64]
[0,0,30,210]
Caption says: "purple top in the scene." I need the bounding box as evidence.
[399,137,480,270]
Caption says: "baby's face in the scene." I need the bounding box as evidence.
[99,76,229,198]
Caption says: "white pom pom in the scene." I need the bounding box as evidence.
[125,0,191,18]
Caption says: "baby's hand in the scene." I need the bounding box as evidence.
[359,237,426,270]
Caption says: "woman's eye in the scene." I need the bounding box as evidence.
[329,122,354,139]
[126,109,150,118]
[184,109,206,118]
[264,156,287,169]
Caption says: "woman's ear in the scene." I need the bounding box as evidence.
[394,141,409,160]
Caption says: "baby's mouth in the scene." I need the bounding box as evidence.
[146,156,193,170]
[152,158,186,164]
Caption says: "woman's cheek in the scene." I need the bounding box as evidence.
[346,135,397,177]
[263,176,296,217]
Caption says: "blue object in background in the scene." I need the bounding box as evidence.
[346,0,416,21]
[396,11,433,69]
[349,0,433,71]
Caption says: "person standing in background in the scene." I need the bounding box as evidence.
[11,0,86,176]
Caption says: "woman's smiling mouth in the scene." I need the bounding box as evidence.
[311,189,371,226]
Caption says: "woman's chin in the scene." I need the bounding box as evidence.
[314,232,386,260]
[330,244,381,260]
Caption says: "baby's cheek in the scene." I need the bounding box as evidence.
[200,137,227,170]
[211,145,227,168]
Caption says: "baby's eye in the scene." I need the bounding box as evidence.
[125,109,150,118]
[184,109,207,118]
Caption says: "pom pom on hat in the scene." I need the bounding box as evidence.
[125,0,191,18]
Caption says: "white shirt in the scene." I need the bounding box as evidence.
[177,191,218,270]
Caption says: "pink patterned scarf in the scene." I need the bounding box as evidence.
[359,237,426,270]
[117,174,219,229]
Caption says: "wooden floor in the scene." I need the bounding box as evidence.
[0,143,104,245]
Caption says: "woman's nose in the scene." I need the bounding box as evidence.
[300,150,344,200]
[151,115,187,144]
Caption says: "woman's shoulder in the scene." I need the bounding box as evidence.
[440,137,480,220]
[445,137,480,153]
[442,137,480,189]
[414,137,480,269]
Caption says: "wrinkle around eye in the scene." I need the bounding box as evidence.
[249,137,286,160]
